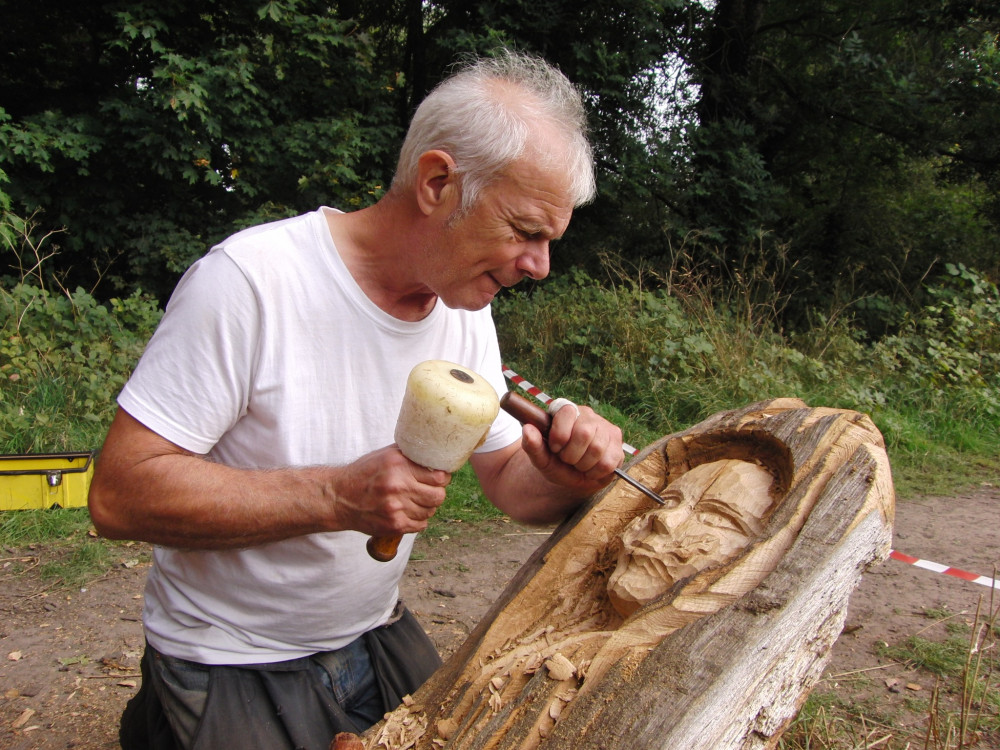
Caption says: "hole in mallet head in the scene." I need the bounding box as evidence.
[449,368,475,384]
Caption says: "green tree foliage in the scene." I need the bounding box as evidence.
[2,0,998,325]
[2,0,679,296]
[1,0,400,298]
[662,0,1000,322]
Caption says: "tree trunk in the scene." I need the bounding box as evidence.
[356,398,895,750]
[695,0,767,125]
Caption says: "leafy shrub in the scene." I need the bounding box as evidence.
[879,263,1000,391]
[494,269,715,434]
[1,280,161,453]
[497,266,807,437]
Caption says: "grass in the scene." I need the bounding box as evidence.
[781,602,1000,749]
[437,464,503,524]
[0,504,92,546]
[0,507,147,588]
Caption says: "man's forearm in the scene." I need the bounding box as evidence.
[90,450,345,549]
[88,408,449,549]
[472,446,600,526]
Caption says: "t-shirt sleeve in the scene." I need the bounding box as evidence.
[474,309,524,454]
[117,250,260,454]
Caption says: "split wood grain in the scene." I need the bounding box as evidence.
[358,398,895,750]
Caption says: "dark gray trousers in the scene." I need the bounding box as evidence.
[119,604,441,750]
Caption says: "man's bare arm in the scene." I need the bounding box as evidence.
[88,408,450,549]
[471,404,623,525]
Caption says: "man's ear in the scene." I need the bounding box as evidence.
[415,150,460,217]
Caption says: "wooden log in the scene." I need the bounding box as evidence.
[360,398,895,750]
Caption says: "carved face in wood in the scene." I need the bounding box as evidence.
[607,459,775,617]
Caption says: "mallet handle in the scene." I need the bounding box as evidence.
[367,534,402,562]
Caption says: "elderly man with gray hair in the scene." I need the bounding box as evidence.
[88,50,624,749]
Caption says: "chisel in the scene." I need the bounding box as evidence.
[499,391,664,505]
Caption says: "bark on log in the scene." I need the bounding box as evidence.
[362,398,895,750]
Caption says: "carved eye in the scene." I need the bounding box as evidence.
[696,499,755,536]
[695,511,744,533]
[658,489,685,509]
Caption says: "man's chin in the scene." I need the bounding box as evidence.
[440,295,495,312]
[439,281,503,311]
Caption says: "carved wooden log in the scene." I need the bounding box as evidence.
[360,398,895,750]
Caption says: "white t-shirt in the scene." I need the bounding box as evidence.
[118,207,522,664]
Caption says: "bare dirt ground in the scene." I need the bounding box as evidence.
[1,484,997,749]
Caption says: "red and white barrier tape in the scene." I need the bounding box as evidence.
[501,366,640,455]
[889,550,998,589]
[501,365,999,591]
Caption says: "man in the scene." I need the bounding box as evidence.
[88,51,624,750]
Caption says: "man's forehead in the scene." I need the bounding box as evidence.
[498,170,573,223]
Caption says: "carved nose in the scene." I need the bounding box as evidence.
[671,535,717,562]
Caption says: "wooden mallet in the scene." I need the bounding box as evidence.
[366,361,500,562]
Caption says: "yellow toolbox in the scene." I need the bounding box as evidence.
[0,451,95,510]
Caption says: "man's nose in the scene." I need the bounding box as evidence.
[515,240,550,280]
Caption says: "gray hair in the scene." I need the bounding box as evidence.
[391,51,596,211]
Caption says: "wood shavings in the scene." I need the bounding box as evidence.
[556,687,578,703]
[487,673,506,713]
[400,694,424,712]
[542,686,579,732]
[523,652,544,674]
[544,653,576,681]
[548,700,563,721]
[436,717,458,740]
[519,626,548,646]
[369,703,428,750]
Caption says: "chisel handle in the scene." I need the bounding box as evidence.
[499,391,552,437]
[500,391,664,505]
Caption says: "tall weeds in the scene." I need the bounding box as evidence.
[494,254,1000,496]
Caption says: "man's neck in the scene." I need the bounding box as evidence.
[324,199,438,322]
